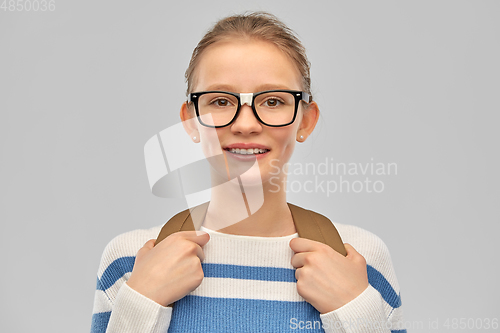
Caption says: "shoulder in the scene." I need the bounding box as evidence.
[333,222,393,268]
[103,225,163,254]
[97,225,163,277]
[94,225,163,307]
[333,222,403,312]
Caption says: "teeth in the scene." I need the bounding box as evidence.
[229,148,269,155]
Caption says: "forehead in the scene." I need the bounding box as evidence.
[193,38,302,92]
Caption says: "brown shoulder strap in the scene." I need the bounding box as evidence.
[154,201,346,308]
[287,202,347,257]
[154,201,209,247]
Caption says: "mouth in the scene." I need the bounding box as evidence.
[223,147,270,155]
[222,143,271,157]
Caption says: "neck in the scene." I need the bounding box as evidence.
[202,172,296,237]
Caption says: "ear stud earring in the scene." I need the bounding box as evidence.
[193,136,197,141]
[299,135,304,140]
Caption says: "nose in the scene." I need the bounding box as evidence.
[230,103,262,134]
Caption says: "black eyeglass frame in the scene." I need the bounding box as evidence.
[187,89,312,128]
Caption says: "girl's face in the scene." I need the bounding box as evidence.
[182,38,318,186]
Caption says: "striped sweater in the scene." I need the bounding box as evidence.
[91,222,406,333]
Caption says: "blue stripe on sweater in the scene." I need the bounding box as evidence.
[202,263,297,282]
[367,265,402,308]
[169,295,325,333]
[97,256,135,291]
[91,311,111,333]
[201,263,402,309]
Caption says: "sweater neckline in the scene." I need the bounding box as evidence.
[199,225,298,241]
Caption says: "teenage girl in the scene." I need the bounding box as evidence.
[91,11,406,333]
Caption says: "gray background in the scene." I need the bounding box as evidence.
[1,0,499,332]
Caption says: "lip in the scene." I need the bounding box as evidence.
[222,143,271,161]
[223,143,271,150]
[223,149,270,161]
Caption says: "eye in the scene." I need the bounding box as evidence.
[262,97,284,107]
[210,98,234,107]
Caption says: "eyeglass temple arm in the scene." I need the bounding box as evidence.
[302,92,312,103]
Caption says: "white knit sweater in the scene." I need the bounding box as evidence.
[91,222,406,333]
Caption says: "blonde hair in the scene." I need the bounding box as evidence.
[185,11,312,98]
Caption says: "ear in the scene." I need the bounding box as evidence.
[297,101,320,140]
[180,101,199,141]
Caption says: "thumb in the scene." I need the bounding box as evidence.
[193,231,211,247]
[143,239,156,250]
[136,239,156,258]
[343,243,359,258]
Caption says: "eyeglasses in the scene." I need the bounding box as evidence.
[187,90,312,128]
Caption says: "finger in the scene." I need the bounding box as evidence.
[290,252,307,268]
[344,243,360,259]
[294,266,302,281]
[289,237,322,253]
[136,239,156,258]
[184,238,207,262]
[175,230,211,247]
[143,239,156,250]
[176,234,208,262]
[192,231,211,248]
[195,243,206,262]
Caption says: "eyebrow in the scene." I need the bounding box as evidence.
[203,83,295,92]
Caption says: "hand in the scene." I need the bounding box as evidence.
[290,238,369,314]
[127,231,210,307]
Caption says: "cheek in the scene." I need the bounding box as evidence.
[283,136,297,162]
[273,128,298,160]
[198,127,224,157]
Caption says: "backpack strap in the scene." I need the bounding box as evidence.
[286,202,347,257]
[154,201,210,247]
[154,201,346,308]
